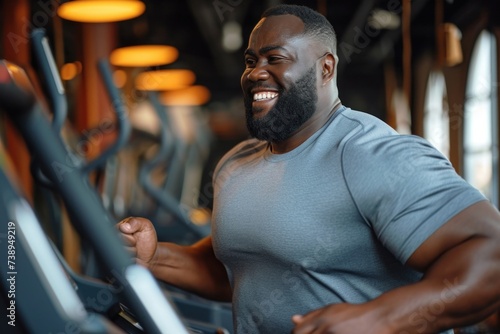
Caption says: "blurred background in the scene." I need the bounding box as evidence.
[1,0,499,203]
[0,0,499,332]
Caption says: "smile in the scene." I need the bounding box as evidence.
[253,91,278,101]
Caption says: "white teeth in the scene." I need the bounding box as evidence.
[253,92,278,101]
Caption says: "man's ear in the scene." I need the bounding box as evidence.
[321,53,336,84]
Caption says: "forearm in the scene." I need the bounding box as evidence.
[371,237,500,333]
[148,237,232,302]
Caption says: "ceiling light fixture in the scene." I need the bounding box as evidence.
[135,69,196,91]
[60,61,82,81]
[222,21,243,52]
[368,9,401,30]
[159,85,211,106]
[110,45,179,67]
[58,0,146,23]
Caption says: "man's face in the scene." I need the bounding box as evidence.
[241,15,321,142]
[244,65,317,142]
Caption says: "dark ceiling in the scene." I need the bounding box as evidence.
[35,0,496,115]
[112,0,493,104]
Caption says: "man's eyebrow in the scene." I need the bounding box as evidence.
[244,45,288,57]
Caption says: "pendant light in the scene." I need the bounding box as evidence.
[58,0,145,23]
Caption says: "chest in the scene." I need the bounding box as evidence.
[212,154,373,270]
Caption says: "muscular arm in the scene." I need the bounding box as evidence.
[293,200,500,333]
[151,237,232,302]
[384,200,500,332]
[119,218,232,302]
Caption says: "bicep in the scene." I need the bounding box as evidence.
[406,200,500,272]
[192,236,226,272]
[192,236,220,264]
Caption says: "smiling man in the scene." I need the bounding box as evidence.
[118,4,500,334]
[241,8,340,151]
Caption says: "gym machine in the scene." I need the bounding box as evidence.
[0,59,228,333]
[28,28,231,332]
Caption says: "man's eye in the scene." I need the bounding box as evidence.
[245,58,256,67]
[268,56,283,63]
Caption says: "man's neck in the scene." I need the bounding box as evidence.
[270,100,342,154]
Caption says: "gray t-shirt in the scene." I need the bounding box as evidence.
[211,106,485,334]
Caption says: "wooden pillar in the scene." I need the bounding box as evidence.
[443,12,488,175]
[411,52,434,138]
[1,0,34,202]
[75,23,118,161]
[63,22,117,273]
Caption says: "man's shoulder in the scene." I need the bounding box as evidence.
[334,107,432,154]
[213,138,267,180]
[221,137,267,161]
[334,107,397,139]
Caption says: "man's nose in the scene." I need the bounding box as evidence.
[246,65,270,82]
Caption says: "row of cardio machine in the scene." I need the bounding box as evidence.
[0,28,233,334]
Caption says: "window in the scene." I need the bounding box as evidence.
[423,71,450,158]
[463,30,498,204]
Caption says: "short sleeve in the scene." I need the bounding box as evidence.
[342,133,486,263]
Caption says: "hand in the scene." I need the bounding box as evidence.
[117,217,158,269]
[291,303,389,334]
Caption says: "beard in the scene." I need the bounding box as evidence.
[244,66,318,142]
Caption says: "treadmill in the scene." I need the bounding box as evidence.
[0,59,228,333]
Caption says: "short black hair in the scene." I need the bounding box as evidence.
[262,4,337,54]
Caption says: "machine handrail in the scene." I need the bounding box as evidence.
[82,58,132,174]
[0,59,190,334]
[31,28,67,135]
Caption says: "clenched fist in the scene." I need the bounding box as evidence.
[118,217,159,270]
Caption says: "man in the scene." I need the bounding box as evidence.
[119,4,500,334]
